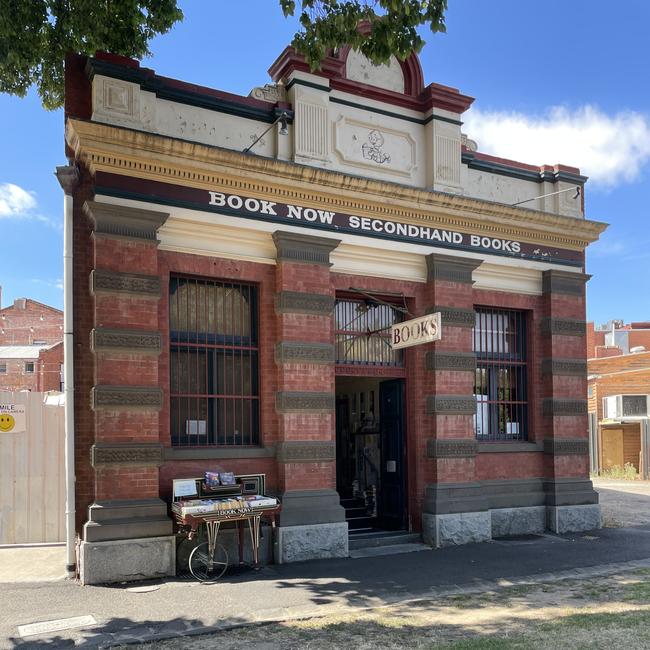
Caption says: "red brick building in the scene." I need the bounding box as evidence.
[0,296,63,392]
[60,44,607,583]
[587,321,650,475]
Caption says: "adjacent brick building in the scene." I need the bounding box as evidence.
[60,42,607,583]
[587,321,650,474]
[0,296,63,392]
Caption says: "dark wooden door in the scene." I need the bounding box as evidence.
[379,379,406,530]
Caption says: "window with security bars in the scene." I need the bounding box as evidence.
[169,276,259,446]
[473,307,528,441]
[335,297,404,366]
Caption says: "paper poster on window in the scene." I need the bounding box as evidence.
[185,420,206,436]
[474,398,488,438]
[0,404,26,433]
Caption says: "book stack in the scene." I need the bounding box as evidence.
[245,495,278,508]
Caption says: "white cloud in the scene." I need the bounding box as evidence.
[0,182,60,228]
[31,278,64,291]
[0,183,37,217]
[463,105,650,188]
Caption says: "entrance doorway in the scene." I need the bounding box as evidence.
[335,376,407,533]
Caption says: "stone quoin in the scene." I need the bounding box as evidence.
[60,39,607,584]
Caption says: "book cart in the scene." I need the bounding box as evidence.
[172,474,281,582]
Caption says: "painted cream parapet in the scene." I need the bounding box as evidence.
[89,49,585,218]
[66,118,605,254]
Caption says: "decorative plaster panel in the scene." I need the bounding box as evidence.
[92,75,142,127]
[91,386,164,411]
[91,444,164,467]
[541,358,587,377]
[425,351,477,372]
[334,116,416,177]
[542,399,588,417]
[426,395,477,415]
[543,438,589,455]
[276,392,335,413]
[275,291,335,315]
[276,441,336,463]
[541,318,586,337]
[427,439,479,458]
[345,50,405,93]
[90,270,161,298]
[91,328,162,354]
[275,342,335,365]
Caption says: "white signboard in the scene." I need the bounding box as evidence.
[390,312,441,350]
[0,403,26,433]
[173,479,199,498]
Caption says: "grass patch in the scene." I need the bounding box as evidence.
[597,463,640,480]
[621,581,650,602]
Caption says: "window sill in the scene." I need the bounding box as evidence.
[163,446,276,461]
[477,441,543,453]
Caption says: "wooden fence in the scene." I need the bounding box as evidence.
[0,391,65,544]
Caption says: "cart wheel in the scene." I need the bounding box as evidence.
[189,542,229,582]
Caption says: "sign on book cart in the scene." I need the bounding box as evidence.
[390,312,441,350]
[0,403,26,433]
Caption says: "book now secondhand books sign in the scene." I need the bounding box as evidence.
[95,173,583,267]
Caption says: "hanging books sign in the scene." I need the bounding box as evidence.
[390,313,441,350]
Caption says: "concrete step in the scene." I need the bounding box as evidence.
[348,530,421,550]
[349,542,430,559]
[347,516,374,530]
[343,506,368,518]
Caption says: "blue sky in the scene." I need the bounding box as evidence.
[1,0,648,324]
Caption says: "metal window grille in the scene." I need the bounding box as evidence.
[335,298,404,366]
[473,307,528,441]
[169,275,259,447]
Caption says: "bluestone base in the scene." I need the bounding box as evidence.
[79,536,176,585]
[547,504,603,534]
[422,511,491,548]
[275,522,348,564]
[491,506,546,538]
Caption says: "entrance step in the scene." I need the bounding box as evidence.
[347,515,375,531]
[348,530,422,551]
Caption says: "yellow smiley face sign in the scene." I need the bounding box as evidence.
[0,414,15,432]
[0,404,25,433]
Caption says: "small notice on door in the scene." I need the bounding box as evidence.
[0,404,26,433]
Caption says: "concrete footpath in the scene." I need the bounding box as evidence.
[4,524,650,648]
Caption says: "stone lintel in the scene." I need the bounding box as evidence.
[91,328,162,354]
[427,438,478,458]
[275,341,335,364]
[541,358,587,377]
[426,305,475,328]
[542,269,591,296]
[90,269,161,298]
[275,291,335,315]
[543,438,589,455]
[541,317,586,337]
[272,230,340,266]
[276,391,335,413]
[425,351,476,372]
[426,253,482,284]
[91,385,164,411]
[84,201,169,241]
[542,398,588,416]
[426,395,476,415]
[91,443,164,468]
[276,440,336,463]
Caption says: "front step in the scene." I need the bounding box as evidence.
[348,530,422,551]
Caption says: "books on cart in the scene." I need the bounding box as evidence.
[172,495,278,517]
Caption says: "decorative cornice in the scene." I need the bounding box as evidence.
[427,438,478,458]
[275,341,335,365]
[276,391,335,413]
[426,254,482,284]
[84,200,169,241]
[91,443,164,467]
[542,398,588,417]
[91,328,162,354]
[425,351,476,372]
[542,270,591,296]
[66,119,608,251]
[55,164,81,195]
[90,269,161,298]
[426,395,477,415]
[543,438,589,456]
[275,291,335,315]
[276,441,336,463]
[428,306,475,328]
[91,386,164,411]
[541,358,587,377]
[272,230,341,266]
[541,317,586,337]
